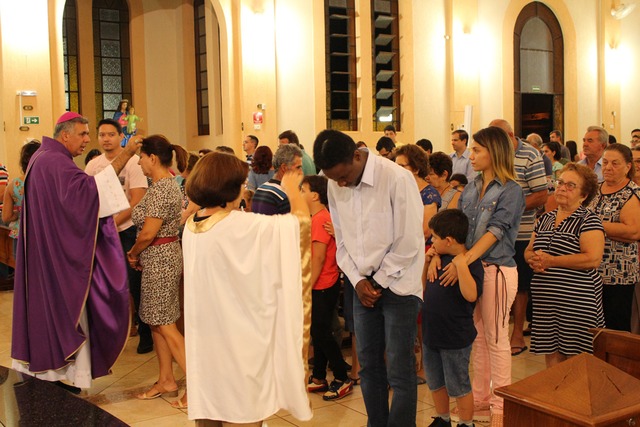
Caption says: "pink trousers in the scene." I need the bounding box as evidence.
[472,263,518,413]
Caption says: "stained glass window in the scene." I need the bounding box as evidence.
[93,0,131,120]
[194,0,210,135]
[63,0,81,112]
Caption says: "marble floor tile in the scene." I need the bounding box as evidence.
[282,403,368,426]
[0,291,569,426]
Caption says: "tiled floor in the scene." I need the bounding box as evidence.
[0,290,546,426]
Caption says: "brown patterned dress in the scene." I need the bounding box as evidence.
[132,177,183,326]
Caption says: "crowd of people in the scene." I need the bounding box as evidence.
[6,112,640,427]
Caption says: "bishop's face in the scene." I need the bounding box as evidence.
[62,122,91,157]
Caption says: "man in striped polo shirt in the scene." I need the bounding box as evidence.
[252,144,303,215]
[490,119,548,356]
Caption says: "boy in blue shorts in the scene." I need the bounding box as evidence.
[423,209,484,427]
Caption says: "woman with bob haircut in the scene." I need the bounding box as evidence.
[428,126,525,424]
[182,152,313,426]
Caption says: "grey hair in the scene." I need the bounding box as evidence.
[273,144,302,170]
[54,117,89,139]
[526,133,543,149]
[586,126,609,147]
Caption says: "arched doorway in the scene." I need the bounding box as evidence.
[514,2,563,140]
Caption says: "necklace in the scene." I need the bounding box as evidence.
[438,184,451,196]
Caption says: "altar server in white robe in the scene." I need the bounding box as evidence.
[182,152,312,426]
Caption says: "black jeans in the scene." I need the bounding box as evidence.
[119,225,151,341]
[311,281,348,381]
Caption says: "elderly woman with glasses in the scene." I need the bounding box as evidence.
[525,163,605,368]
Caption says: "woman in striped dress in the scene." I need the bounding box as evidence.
[525,163,605,368]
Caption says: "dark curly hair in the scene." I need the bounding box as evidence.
[428,151,453,181]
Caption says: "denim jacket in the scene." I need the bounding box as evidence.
[458,175,525,267]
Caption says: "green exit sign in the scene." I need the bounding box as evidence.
[23,116,40,125]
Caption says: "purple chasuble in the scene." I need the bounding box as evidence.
[11,136,129,378]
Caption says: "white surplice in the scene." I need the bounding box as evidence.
[183,210,312,423]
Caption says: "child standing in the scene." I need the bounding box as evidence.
[423,209,484,427]
[301,175,353,401]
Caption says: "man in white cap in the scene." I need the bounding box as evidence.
[11,112,140,393]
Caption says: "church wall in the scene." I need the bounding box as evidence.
[0,0,56,176]
[1,0,639,177]
[411,0,449,151]
[275,0,317,151]
[567,0,600,139]
[141,0,186,147]
[617,7,639,143]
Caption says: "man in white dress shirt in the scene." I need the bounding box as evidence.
[313,130,425,427]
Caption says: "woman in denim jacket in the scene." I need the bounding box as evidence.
[428,126,525,424]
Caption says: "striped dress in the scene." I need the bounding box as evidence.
[530,206,605,355]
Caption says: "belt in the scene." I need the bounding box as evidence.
[150,236,179,246]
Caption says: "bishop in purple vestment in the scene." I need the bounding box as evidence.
[11,112,140,387]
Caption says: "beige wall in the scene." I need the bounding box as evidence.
[412,0,448,152]
[619,6,640,143]
[1,0,640,177]
[0,0,56,176]
[142,0,186,145]
[275,0,317,150]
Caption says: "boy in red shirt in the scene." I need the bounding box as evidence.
[301,175,353,400]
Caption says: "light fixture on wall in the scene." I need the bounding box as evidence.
[16,90,38,131]
[611,2,636,19]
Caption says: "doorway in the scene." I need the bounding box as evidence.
[521,94,553,139]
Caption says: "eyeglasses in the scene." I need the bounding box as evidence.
[554,179,580,191]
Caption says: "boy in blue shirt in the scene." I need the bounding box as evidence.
[423,209,484,427]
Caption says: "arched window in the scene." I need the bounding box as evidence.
[93,0,131,120]
[514,2,564,139]
[63,0,81,112]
